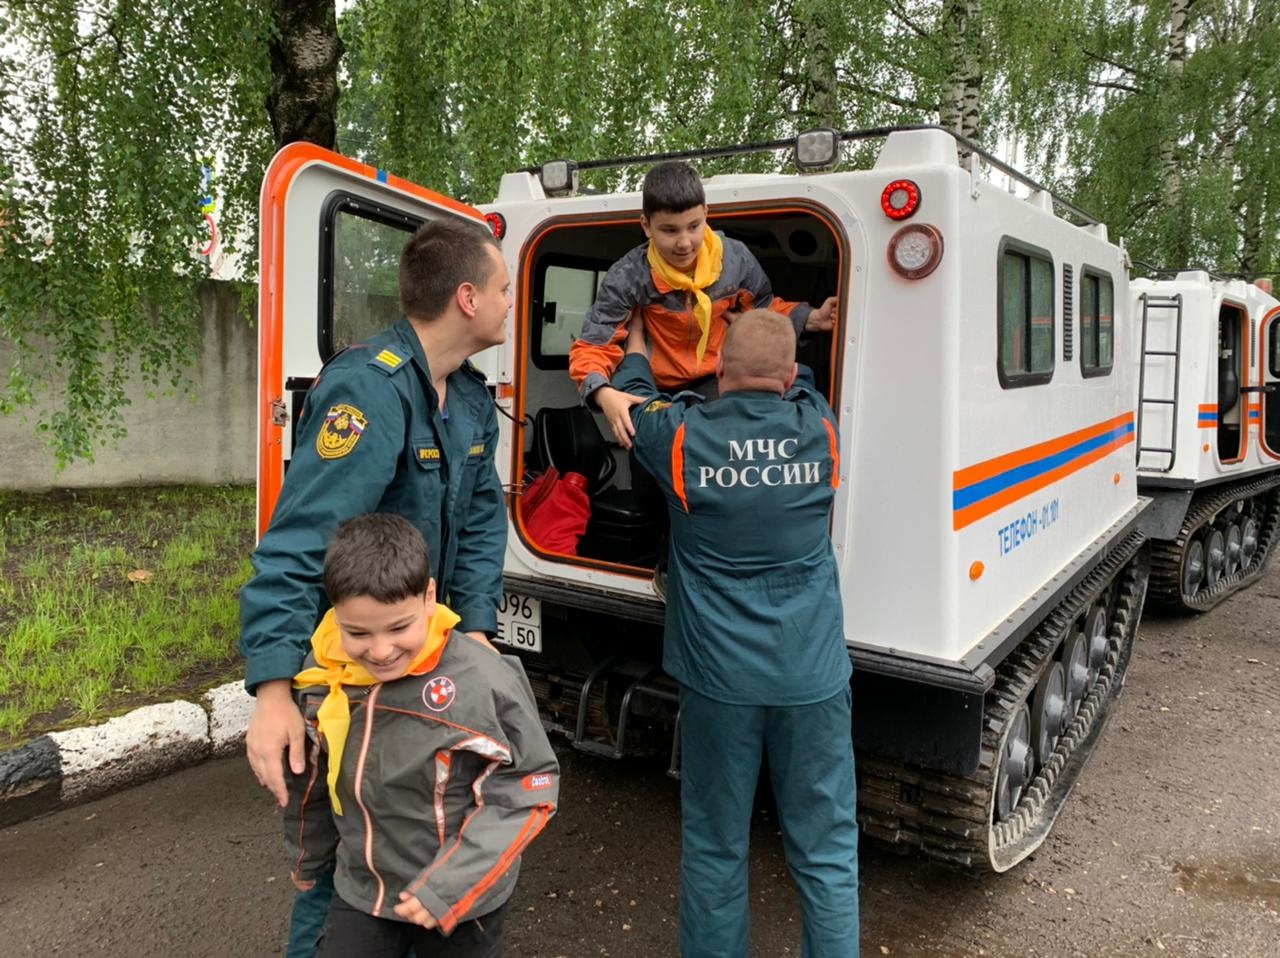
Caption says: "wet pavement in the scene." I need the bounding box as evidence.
[2,579,1279,957]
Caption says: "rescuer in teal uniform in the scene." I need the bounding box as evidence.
[240,216,513,956]
[615,309,860,958]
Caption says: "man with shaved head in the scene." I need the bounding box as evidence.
[614,310,860,958]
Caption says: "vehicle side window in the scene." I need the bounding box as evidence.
[1080,268,1115,377]
[998,240,1055,387]
[320,196,422,360]
[1271,321,1280,378]
[531,259,607,370]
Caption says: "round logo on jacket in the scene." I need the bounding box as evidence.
[423,676,456,712]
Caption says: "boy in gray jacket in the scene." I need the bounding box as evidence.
[284,513,558,957]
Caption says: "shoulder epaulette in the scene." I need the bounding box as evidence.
[367,347,408,377]
[671,389,707,406]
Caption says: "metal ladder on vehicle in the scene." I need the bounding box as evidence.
[1136,293,1184,473]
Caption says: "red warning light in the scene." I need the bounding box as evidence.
[484,212,506,240]
[881,179,920,221]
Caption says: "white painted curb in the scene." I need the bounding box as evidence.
[1,680,253,823]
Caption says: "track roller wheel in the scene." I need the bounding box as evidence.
[995,703,1033,823]
[1224,522,1243,576]
[1030,662,1067,769]
[1204,528,1226,589]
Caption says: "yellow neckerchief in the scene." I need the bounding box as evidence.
[293,602,461,815]
[646,226,724,364]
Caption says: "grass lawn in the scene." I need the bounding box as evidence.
[0,485,255,748]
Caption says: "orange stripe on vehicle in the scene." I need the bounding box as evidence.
[822,418,840,488]
[671,423,689,512]
[953,432,1132,530]
[953,412,1133,489]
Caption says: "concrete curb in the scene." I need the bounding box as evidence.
[0,681,253,828]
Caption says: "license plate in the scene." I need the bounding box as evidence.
[495,592,542,653]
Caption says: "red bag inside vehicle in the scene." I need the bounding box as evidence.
[522,467,591,555]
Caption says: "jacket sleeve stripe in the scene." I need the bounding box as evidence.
[822,418,840,489]
[433,752,453,847]
[438,806,554,934]
[292,736,325,875]
[671,422,689,512]
[405,760,500,894]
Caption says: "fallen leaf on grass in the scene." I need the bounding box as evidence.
[127,569,154,583]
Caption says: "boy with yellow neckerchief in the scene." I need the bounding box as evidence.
[283,513,558,957]
[569,160,838,449]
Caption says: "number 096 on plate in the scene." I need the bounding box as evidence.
[495,592,542,653]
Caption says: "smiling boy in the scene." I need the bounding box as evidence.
[284,513,558,957]
[568,160,838,448]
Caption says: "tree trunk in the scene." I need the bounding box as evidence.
[940,0,983,145]
[267,0,343,151]
[794,0,840,129]
[1159,0,1191,264]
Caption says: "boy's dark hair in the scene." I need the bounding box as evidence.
[642,161,705,218]
[400,217,500,322]
[324,513,431,605]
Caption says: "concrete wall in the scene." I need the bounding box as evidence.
[0,282,258,491]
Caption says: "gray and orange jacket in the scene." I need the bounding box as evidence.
[615,353,852,706]
[569,234,813,400]
[284,625,559,935]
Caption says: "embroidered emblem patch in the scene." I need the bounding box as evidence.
[644,399,671,414]
[423,676,456,712]
[374,349,403,369]
[316,404,367,460]
[468,443,486,456]
[522,772,554,791]
[418,447,441,461]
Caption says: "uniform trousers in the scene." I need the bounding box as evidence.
[679,685,860,958]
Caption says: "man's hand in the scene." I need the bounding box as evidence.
[804,295,838,332]
[395,891,439,928]
[290,871,316,893]
[245,679,306,807]
[595,386,648,448]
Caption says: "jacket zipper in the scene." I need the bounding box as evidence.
[686,291,696,379]
[354,684,387,914]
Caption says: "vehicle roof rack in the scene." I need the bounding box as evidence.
[521,124,1101,226]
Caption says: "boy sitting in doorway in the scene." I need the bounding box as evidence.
[568,159,838,448]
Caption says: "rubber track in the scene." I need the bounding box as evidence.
[858,531,1149,871]
[1149,476,1280,613]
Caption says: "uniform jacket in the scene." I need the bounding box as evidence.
[615,353,852,706]
[569,235,812,400]
[240,318,508,692]
[284,613,559,936]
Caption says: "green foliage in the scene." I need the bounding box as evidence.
[1012,0,1280,275]
[0,0,274,466]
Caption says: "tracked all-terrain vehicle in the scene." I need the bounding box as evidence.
[1133,272,1280,612]
[256,127,1155,871]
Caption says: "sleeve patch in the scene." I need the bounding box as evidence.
[316,404,368,459]
[644,399,671,414]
